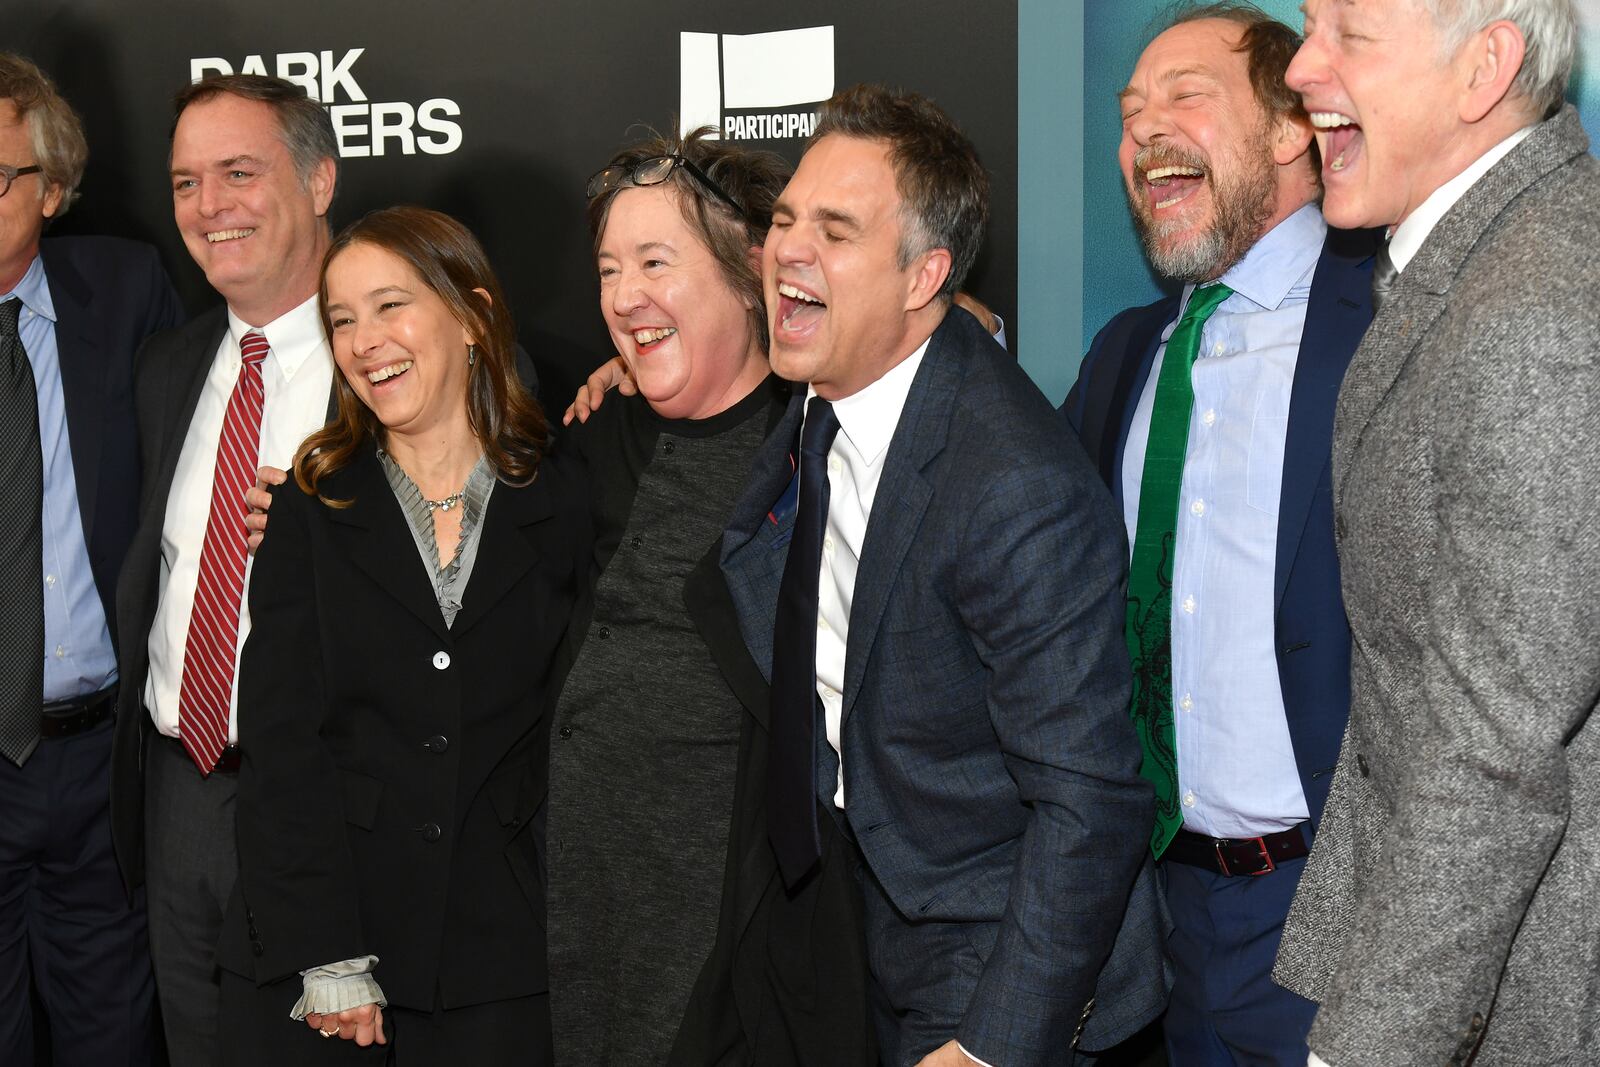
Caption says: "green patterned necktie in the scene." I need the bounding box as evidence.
[1126,282,1233,859]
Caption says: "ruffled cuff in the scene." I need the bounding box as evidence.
[288,956,387,1020]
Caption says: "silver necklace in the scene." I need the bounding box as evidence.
[423,489,466,513]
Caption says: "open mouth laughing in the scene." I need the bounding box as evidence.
[775,281,826,338]
[206,227,255,243]
[366,360,412,385]
[1309,111,1362,174]
[1134,146,1209,213]
[631,326,677,353]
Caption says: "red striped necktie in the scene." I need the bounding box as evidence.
[178,329,268,775]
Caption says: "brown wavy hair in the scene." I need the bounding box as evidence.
[295,206,547,502]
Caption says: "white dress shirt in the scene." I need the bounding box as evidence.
[144,295,334,741]
[808,337,929,809]
[1387,126,1534,271]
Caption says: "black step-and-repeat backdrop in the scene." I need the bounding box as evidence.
[14,0,1018,404]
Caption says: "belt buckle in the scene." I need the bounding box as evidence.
[1214,836,1276,877]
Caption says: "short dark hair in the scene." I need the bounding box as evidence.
[172,74,340,189]
[1163,2,1320,172]
[298,206,548,500]
[0,53,88,215]
[587,126,791,351]
[810,84,990,300]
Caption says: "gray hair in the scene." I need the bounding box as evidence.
[0,53,88,217]
[172,74,340,190]
[1425,0,1577,119]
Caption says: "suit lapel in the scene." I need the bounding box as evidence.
[840,320,961,726]
[1275,228,1375,608]
[1105,310,1169,509]
[1334,108,1588,503]
[146,310,229,524]
[720,393,805,683]
[326,450,452,644]
[42,250,111,544]
[450,475,554,638]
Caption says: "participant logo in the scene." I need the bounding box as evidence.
[188,49,463,158]
[679,26,834,141]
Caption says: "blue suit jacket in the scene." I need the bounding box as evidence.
[1062,226,1376,829]
[36,236,184,655]
[722,308,1168,1064]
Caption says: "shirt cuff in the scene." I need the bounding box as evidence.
[958,1042,997,1067]
[289,955,386,1020]
[1309,1053,1333,1067]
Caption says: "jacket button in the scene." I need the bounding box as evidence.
[1469,1012,1484,1032]
[630,536,642,549]
[663,440,675,454]
[432,651,451,670]
[559,726,572,740]
[419,822,442,842]
[251,940,264,957]
[424,734,449,753]
[598,626,610,640]
[247,925,259,939]
[1357,754,1370,777]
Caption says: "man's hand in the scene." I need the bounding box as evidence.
[561,355,635,425]
[245,465,286,556]
[915,1039,979,1067]
[304,1003,387,1046]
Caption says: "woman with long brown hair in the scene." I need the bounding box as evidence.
[215,205,589,1065]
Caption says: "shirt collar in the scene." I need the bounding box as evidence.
[0,254,57,324]
[1194,201,1326,315]
[807,335,931,468]
[1387,125,1534,273]
[226,293,327,378]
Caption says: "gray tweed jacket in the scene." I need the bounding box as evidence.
[1272,105,1600,1066]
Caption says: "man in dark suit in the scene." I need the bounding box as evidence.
[1275,3,1600,1064]
[721,83,1166,1067]
[109,74,339,1066]
[0,53,183,1066]
[1061,9,1373,1064]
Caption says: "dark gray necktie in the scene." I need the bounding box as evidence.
[1371,241,1399,315]
[0,297,44,766]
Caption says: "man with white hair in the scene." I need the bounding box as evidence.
[1274,2,1600,1064]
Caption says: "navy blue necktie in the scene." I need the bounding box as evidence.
[768,396,841,886]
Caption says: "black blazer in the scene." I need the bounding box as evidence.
[109,307,543,889]
[111,306,230,889]
[213,445,590,1011]
[35,236,182,651]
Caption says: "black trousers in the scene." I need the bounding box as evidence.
[219,968,552,1067]
[0,719,155,1066]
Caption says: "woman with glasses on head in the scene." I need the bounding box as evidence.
[545,129,874,1067]
[215,206,590,1065]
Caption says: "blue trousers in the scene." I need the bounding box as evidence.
[0,720,154,1066]
[1162,854,1318,1067]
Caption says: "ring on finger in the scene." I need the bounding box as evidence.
[319,1026,338,1038]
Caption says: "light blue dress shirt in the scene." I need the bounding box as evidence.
[1120,203,1325,839]
[4,255,117,703]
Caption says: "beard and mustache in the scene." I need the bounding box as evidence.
[1125,126,1278,284]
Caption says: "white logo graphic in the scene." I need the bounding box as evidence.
[189,50,463,158]
[680,26,834,141]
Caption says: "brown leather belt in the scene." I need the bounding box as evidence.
[40,686,118,739]
[1165,823,1309,877]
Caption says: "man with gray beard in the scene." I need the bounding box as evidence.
[1061,5,1377,1064]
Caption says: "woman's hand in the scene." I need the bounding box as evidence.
[304,1003,387,1046]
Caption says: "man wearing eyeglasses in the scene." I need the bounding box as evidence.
[0,52,183,1067]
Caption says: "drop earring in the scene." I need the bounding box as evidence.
[467,343,478,367]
